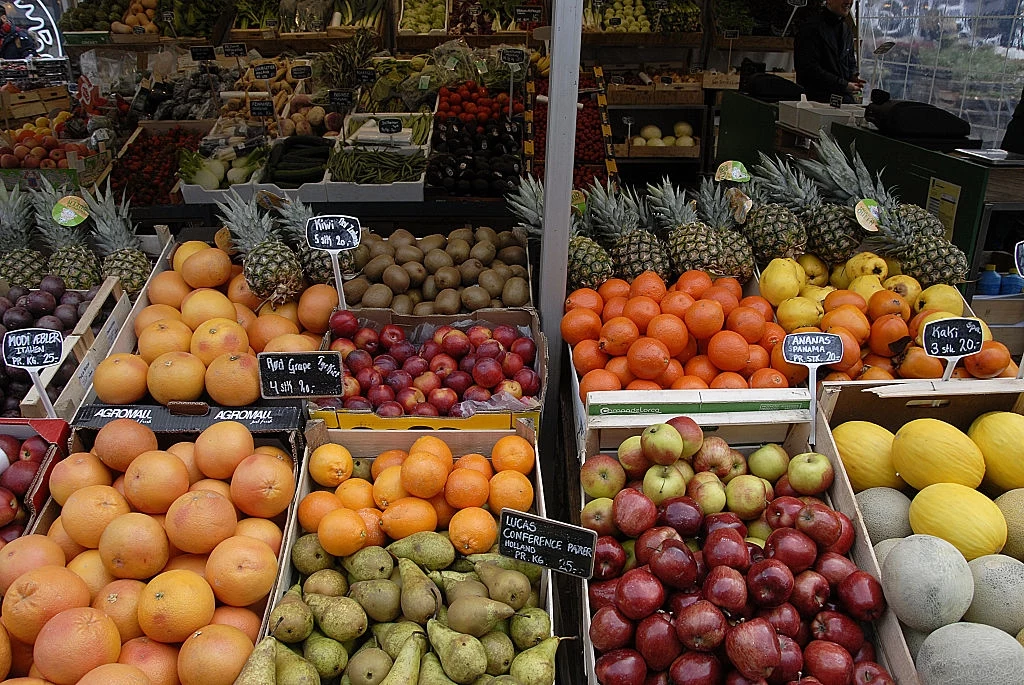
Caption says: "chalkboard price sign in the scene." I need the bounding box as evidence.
[306,214,362,251]
[608,16,622,25]
[782,332,844,366]
[132,25,145,34]
[829,94,843,108]
[291,65,312,80]
[162,10,174,22]
[223,43,247,57]
[1015,240,1024,276]
[258,352,344,399]
[723,29,740,39]
[378,118,402,135]
[922,317,983,359]
[501,48,526,64]
[513,6,543,22]
[329,89,354,106]
[355,68,377,84]
[249,99,275,118]
[498,509,597,579]
[3,328,63,370]
[253,62,277,80]
[189,46,216,62]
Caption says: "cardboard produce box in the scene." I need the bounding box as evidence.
[0,418,70,535]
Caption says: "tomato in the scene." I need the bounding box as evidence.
[439,87,450,97]
[449,93,461,105]
[435,111,449,120]
[450,105,462,115]
[477,107,490,119]
[464,103,477,114]
[478,98,492,108]
[438,101,449,112]
[476,126,486,134]
[466,80,477,89]
[514,103,525,113]
[496,92,510,104]
[458,87,470,99]
[477,112,489,123]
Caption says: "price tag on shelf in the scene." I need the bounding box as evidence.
[329,89,354,106]
[513,5,543,22]
[1015,240,1024,276]
[258,352,344,399]
[253,62,277,80]
[498,509,597,579]
[3,328,63,418]
[291,64,312,80]
[249,99,275,118]
[610,75,624,84]
[266,19,278,27]
[782,332,844,446]
[189,46,216,62]
[653,0,669,8]
[660,76,673,85]
[377,118,402,135]
[223,42,247,57]
[356,68,377,84]
[608,16,622,26]
[469,3,482,15]
[922,318,984,381]
[162,10,174,22]
[306,215,362,307]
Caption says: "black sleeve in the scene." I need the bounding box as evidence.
[795,23,847,95]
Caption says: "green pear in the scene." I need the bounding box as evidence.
[349,579,401,623]
[472,676,497,685]
[399,557,442,624]
[275,639,320,685]
[480,631,514,676]
[291,533,335,575]
[304,568,349,597]
[372,621,425,660]
[467,554,542,584]
[346,647,393,685]
[509,608,551,650]
[525,588,540,609]
[447,597,515,637]
[343,545,394,582]
[427,619,488,684]
[759,257,805,307]
[448,557,476,573]
[352,456,372,480]
[303,628,348,679]
[234,635,276,685]
[429,571,487,603]
[387,531,456,570]
[419,652,458,684]
[509,637,563,685]
[379,633,427,685]
[306,593,368,642]
[475,562,531,610]
[269,585,314,643]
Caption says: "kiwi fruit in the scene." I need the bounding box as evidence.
[491,299,503,308]
[497,245,527,266]
[477,269,506,298]
[446,239,471,265]
[350,244,371,270]
[459,258,485,286]
[434,289,462,315]
[470,241,496,265]
[422,275,439,301]
[424,249,454,274]
[391,294,413,314]
[502,277,530,307]
[434,266,462,290]
[491,262,513,281]
[449,227,475,244]
[413,302,435,315]
[364,254,395,281]
[367,239,396,259]
[389,228,416,247]
[461,285,491,311]
[394,244,424,264]
[510,265,529,279]
[497,230,519,249]
[343,276,370,304]
[475,226,499,245]
[402,262,427,288]
[382,265,411,294]
[419,234,447,253]
[361,283,394,308]
[406,289,422,306]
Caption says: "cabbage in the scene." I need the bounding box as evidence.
[640,125,662,140]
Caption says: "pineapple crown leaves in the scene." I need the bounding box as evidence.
[696,177,736,231]
[0,183,34,249]
[215,191,282,255]
[621,185,660,235]
[30,175,91,250]
[645,176,698,232]
[796,131,898,209]
[751,152,821,211]
[84,179,142,257]
[585,179,640,245]
[275,198,316,244]
[504,175,545,243]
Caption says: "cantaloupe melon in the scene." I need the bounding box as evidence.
[909,483,1007,560]
[873,538,903,570]
[881,534,974,632]
[1017,626,1024,648]
[901,620,929,661]
[962,554,1024,634]
[832,421,903,492]
[891,418,985,490]
[995,488,1024,561]
[969,411,1024,493]
[856,487,913,545]
[917,622,1024,685]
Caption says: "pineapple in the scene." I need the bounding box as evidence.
[896,203,946,238]
[695,178,756,283]
[85,180,151,297]
[0,183,45,287]
[216,191,303,306]
[745,154,810,263]
[275,198,338,285]
[865,206,968,288]
[505,175,614,290]
[587,180,672,282]
[31,177,101,290]
[647,176,729,279]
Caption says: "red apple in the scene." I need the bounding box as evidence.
[618,436,652,480]
[19,436,47,463]
[669,651,723,685]
[379,324,405,349]
[463,386,491,402]
[472,357,504,388]
[853,642,876,664]
[375,401,404,417]
[811,610,864,654]
[693,437,740,479]
[646,673,670,685]
[726,672,769,685]
[765,496,804,529]
[702,565,747,614]
[704,527,751,571]
[395,387,426,414]
[774,474,799,497]
[373,355,398,374]
[823,512,855,555]
[795,503,842,547]
[589,605,634,652]
[0,487,18,526]
[852,662,894,684]
[501,351,524,377]
[329,310,359,339]
[441,330,472,358]
[702,512,747,539]
[790,570,832,618]
[667,589,702,615]
[764,528,818,574]
[747,559,795,608]
[0,435,20,466]
[657,495,703,537]
[429,354,457,379]
[769,635,804,685]
[666,415,704,460]
[466,325,493,348]
[459,354,478,374]
[389,340,417,364]
[757,602,802,639]
[385,369,414,393]
[649,538,698,589]
[581,498,618,537]
[412,402,439,416]
[443,370,473,397]
[330,337,356,357]
[492,324,517,349]
[427,388,459,415]
[636,612,682,671]
[596,648,647,685]
[814,552,858,589]
[420,339,441,360]
[674,599,727,651]
[614,567,665,620]
[510,336,537,364]
[0,522,23,542]
[476,339,505,359]
[355,367,383,393]
[495,379,523,399]
[589,577,620,610]
[803,640,854,685]
[0,460,38,498]
[347,349,374,373]
[582,454,627,501]
[514,367,541,396]
[432,325,455,345]
[725,618,780,681]
[837,571,886,621]
[366,384,395,409]
[413,371,442,396]
[635,526,681,565]
[39,159,55,169]
[594,535,627,580]
[612,488,657,537]
[22,155,39,169]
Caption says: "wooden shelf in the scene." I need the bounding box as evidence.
[714,35,794,51]
[395,32,537,52]
[582,31,702,48]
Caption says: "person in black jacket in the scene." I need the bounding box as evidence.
[794,0,864,103]
[1002,90,1024,153]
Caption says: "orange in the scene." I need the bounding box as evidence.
[601,296,628,322]
[47,517,87,565]
[707,330,751,373]
[626,337,671,380]
[263,333,318,352]
[701,285,740,316]
[189,318,248,366]
[317,507,368,557]
[177,624,253,685]
[579,368,621,402]
[373,465,409,509]
[684,299,725,340]
[60,485,130,549]
[598,316,639,356]
[336,478,375,510]
[253,445,292,465]
[0,536,65,594]
[77,663,150,685]
[488,470,534,514]
[133,304,183,337]
[32,607,120,685]
[739,295,775,322]
[233,518,282,556]
[371,450,407,480]
[675,270,713,299]
[123,450,190,514]
[137,570,215,643]
[204,353,260,407]
[448,507,497,555]
[147,271,191,309]
[226,274,262,311]
[564,288,604,315]
[660,290,696,319]
[444,468,490,509]
[167,442,203,485]
[92,579,145,642]
[204,536,276,607]
[355,507,387,547]
[380,497,437,539]
[173,241,212,273]
[749,368,788,388]
[309,444,354,488]
[629,271,667,303]
[257,301,299,327]
[146,352,206,405]
[597,278,630,302]
[771,343,810,385]
[571,339,610,376]
[180,289,236,331]
[229,453,295,519]
[560,308,601,346]
[710,371,748,389]
[233,303,257,331]
[400,453,449,499]
[93,419,158,473]
[118,637,179,685]
[626,380,662,390]
[452,453,493,479]
[164,490,238,555]
[92,354,149,405]
[194,421,254,480]
[621,296,660,334]
[67,550,116,601]
[713,277,742,301]
[654,358,685,388]
[181,248,232,289]
[297,284,339,335]
[1,565,91,644]
[427,494,457,530]
[409,436,453,469]
[246,314,299,353]
[760,322,787,352]
[163,554,209,578]
[604,356,635,387]
[726,306,767,344]
[491,435,535,474]
[739,344,770,378]
[298,491,343,533]
[671,375,709,389]
[684,355,719,386]
[211,606,261,644]
[646,314,689,357]
[98,513,169,580]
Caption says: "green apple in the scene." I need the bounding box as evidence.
[748,443,790,483]
[640,423,683,466]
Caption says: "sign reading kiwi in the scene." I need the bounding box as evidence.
[499,509,596,579]
[258,352,344,399]
[306,215,362,308]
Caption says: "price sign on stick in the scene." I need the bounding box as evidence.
[355,68,377,85]
[253,62,277,80]
[921,318,983,381]
[291,64,312,80]
[377,118,402,135]
[498,509,597,579]
[223,43,247,57]
[3,328,63,418]
[782,332,844,446]
[189,46,215,62]
[249,99,275,118]
[329,89,354,106]
[306,215,362,307]
[258,352,344,399]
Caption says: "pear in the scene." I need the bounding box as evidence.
[845,251,888,280]
[349,579,401,623]
[234,635,276,684]
[799,284,835,305]
[466,554,541,584]
[883,256,902,277]
[509,637,563,685]
[509,608,551,650]
[372,621,426,660]
[304,628,348,679]
[830,262,852,289]
[447,597,515,637]
[304,568,349,597]
[849,274,885,304]
[488,677,516,684]
[776,296,824,333]
[429,570,481,589]
[797,253,829,286]
[399,557,442,624]
[379,632,427,685]
[427,619,488,684]
[480,631,514,675]
[352,457,372,480]
[268,584,314,643]
[387,531,456,570]
[306,593,368,642]
[347,647,393,685]
[419,652,458,684]
[448,557,476,573]
[915,283,963,316]
[275,639,320,685]
[759,258,805,306]
[430,572,489,604]
[884,274,922,309]
[525,587,540,609]
[475,562,530,610]
[343,546,394,582]
[291,534,335,575]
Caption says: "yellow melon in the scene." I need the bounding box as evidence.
[969,411,1024,493]
[910,482,1007,560]
[892,418,985,490]
[832,421,904,492]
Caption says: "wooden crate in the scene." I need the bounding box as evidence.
[1,86,71,125]
[613,137,700,158]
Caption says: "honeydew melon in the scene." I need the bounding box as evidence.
[995,488,1024,561]
[881,534,974,632]
[917,622,1024,685]
[962,554,1024,635]
[856,487,912,545]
